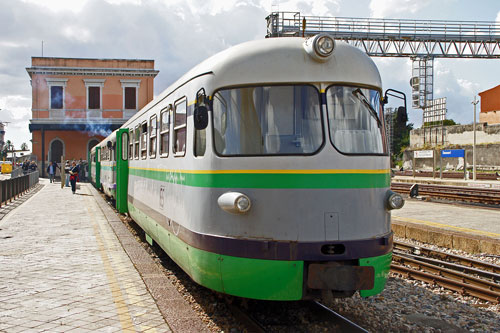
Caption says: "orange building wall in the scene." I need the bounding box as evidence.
[479,85,500,113]
[28,57,157,170]
[32,130,104,162]
[31,74,153,114]
[479,84,500,125]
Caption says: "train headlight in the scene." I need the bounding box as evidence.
[303,33,336,62]
[218,192,252,214]
[315,35,335,57]
[386,190,405,210]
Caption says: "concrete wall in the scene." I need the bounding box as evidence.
[403,144,500,171]
[410,123,500,149]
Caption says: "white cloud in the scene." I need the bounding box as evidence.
[369,0,431,18]
[20,0,89,13]
[457,79,480,97]
[268,0,340,16]
[496,10,500,22]
[63,26,92,43]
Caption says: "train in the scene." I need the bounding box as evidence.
[89,33,405,301]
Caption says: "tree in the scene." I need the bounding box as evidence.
[391,107,413,165]
[20,142,29,151]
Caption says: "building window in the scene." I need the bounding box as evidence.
[173,98,187,156]
[121,80,141,111]
[125,87,136,109]
[45,78,67,110]
[50,86,63,109]
[88,87,100,109]
[84,79,105,111]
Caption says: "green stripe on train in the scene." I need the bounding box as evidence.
[128,168,390,188]
[128,202,304,300]
[129,201,391,299]
[101,165,117,171]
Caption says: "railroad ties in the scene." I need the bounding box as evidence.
[391,241,500,304]
[391,182,500,206]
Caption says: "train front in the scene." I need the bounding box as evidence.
[194,35,404,300]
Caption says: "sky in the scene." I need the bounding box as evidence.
[0,0,499,150]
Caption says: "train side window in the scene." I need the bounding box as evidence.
[122,132,129,161]
[141,122,147,159]
[149,115,157,158]
[173,98,187,156]
[134,125,140,159]
[160,108,170,157]
[129,128,133,160]
[194,92,206,157]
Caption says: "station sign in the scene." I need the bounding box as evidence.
[414,150,434,158]
[441,149,465,158]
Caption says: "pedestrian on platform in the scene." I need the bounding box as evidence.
[69,160,80,194]
[64,160,70,187]
[22,161,29,175]
[47,161,59,183]
[30,161,37,172]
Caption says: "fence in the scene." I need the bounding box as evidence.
[0,171,39,207]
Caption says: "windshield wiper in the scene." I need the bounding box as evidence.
[352,88,382,128]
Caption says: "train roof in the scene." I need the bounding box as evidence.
[124,36,382,127]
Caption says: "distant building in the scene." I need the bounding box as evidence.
[479,84,500,125]
[27,57,159,176]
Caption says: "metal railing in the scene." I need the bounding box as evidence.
[0,171,39,207]
[266,12,500,58]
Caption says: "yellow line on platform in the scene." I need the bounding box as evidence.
[392,215,500,238]
[85,195,136,331]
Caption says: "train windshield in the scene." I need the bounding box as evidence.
[212,85,323,156]
[326,86,385,155]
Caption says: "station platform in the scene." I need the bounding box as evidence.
[392,198,500,255]
[0,179,207,332]
[391,175,500,255]
[392,175,500,189]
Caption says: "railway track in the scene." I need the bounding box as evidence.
[227,299,369,332]
[391,182,500,206]
[392,241,500,304]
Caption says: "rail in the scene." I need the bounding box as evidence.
[0,171,39,207]
[391,182,500,205]
[392,241,500,304]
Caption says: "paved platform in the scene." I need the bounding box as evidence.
[0,179,176,332]
[392,198,500,254]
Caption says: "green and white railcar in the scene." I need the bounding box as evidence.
[99,35,405,300]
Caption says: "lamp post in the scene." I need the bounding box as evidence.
[472,96,479,181]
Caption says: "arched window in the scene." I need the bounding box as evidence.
[88,139,99,158]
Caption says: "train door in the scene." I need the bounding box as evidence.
[116,128,129,213]
[95,146,101,189]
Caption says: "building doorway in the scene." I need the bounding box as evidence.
[49,139,64,164]
[87,139,99,160]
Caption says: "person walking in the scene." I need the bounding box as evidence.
[47,161,59,183]
[69,160,80,194]
[64,160,70,187]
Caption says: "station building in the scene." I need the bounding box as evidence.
[479,84,500,125]
[27,57,159,176]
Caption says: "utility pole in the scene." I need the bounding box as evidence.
[472,96,479,181]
